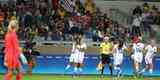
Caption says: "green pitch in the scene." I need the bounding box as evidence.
[0,74,160,80]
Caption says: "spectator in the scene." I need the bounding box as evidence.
[35,9,43,25]
[142,2,150,12]
[151,5,159,25]
[104,14,112,29]
[24,10,33,27]
[2,13,9,32]
[92,29,104,42]
[52,0,59,10]
[84,0,96,14]
[0,9,4,25]
[132,15,142,37]
[0,23,4,38]
[75,0,85,14]
[132,6,142,16]
[157,12,160,25]
[58,7,66,19]
[52,29,62,41]
[48,15,55,31]
[39,0,48,16]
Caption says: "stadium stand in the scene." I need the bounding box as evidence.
[0,0,159,44]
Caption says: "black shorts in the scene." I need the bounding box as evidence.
[101,54,111,64]
[25,55,34,62]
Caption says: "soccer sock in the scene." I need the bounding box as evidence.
[117,67,122,74]
[116,66,122,77]
[101,66,104,76]
[65,65,71,70]
[78,68,83,73]
[16,73,23,80]
[114,66,119,75]
[115,66,121,74]
[74,67,78,74]
[141,68,146,73]
[135,66,139,73]
[109,64,113,75]
[149,69,153,74]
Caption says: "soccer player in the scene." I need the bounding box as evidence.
[112,39,126,77]
[23,41,37,75]
[75,36,87,75]
[141,39,157,74]
[66,35,87,77]
[99,36,113,79]
[4,20,23,80]
[65,38,79,71]
[131,36,144,77]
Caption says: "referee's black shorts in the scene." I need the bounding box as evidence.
[101,54,112,64]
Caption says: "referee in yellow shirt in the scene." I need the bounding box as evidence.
[99,36,113,78]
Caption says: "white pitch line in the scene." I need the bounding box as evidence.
[37,56,44,58]
[46,56,53,59]
[92,57,98,59]
[155,58,160,61]
[55,56,62,59]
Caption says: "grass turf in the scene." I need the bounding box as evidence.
[0,74,160,80]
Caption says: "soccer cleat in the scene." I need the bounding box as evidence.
[65,65,71,71]
[117,70,122,78]
[97,62,103,71]
[149,69,153,74]
[16,73,22,80]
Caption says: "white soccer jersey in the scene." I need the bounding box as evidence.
[77,43,87,54]
[70,42,87,63]
[113,44,126,65]
[133,43,144,54]
[69,42,79,62]
[145,45,157,57]
[145,45,157,64]
[132,43,144,63]
[71,42,79,54]
[76,43,87,63]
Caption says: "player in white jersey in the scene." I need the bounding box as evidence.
[113,40,127,77]
[131,37,144,76]
[65,35,87,76]
[141,39,157,74]
[65,38,79,72]
[75,36,87,75]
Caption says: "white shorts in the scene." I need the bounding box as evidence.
[113,53,123,65]
[131,53,143,63]
[145,54,154,64]
[69,52,84,64]
[75,52,85,64]
[69,53,75,62]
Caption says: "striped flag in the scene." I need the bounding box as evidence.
[59,0,74,12]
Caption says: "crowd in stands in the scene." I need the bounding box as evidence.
[132,2,160,38]
[0,0,159,43]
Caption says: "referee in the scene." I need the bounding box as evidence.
[99,36,113,78]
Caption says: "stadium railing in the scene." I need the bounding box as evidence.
[0,40,100,47]
[0,40,159,55]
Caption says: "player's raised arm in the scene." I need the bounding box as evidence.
[143,44,149,55]
[71,42,76,53]
[111,41,118,54]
